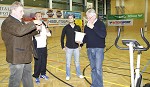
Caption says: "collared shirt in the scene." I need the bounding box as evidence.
[93,18,97,24]
[10,14,21,22]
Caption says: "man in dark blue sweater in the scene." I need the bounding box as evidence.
[83,9,106,87]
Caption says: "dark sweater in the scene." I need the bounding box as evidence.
[61,24,81,49]
[83,19,106,48]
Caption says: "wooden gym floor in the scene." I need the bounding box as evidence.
[0,27,150,87]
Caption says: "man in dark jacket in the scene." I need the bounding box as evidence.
[1,1,41,87]
[61,14,84,80]
[83,9,107,87]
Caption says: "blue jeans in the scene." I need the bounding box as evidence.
[87,48,104,87]
[9,63,33,87]
[65,47,81,77]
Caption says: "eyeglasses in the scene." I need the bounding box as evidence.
[35,24,42,26]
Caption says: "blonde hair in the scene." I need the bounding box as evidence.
[10,1,23,13]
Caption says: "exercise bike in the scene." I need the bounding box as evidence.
[115,28,149,87]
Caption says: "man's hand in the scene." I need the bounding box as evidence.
[33,20,42,24]
[87,22,94,29]
[87,15,95,29]
[33,20,42,31]
[79,46,81,50]
[75,41,83,44]
[63,47,66,51]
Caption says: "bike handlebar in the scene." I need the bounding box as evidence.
[115,28,149,51]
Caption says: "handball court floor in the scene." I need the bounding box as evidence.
[0,27,150,87]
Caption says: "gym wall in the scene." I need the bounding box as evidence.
[109,0,150,32]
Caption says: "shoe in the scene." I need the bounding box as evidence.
[66,76,70,81]
[40,75,49,80]
[79,75,84,78]
[35,78,40,84]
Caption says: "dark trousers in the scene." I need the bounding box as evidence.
[33,47,47,78]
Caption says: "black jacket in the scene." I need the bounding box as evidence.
[61,24,81,49]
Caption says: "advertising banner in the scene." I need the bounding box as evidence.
[0,4,83,28]
[47,9,63,18]
[47,19,83,27]
[0,5,10,17]
[107,19,133,26]
[48,19,68,27]
[108,13,144,20]
[0,5,64,19]
[63,11,81,19]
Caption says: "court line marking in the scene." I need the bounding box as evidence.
[47,64,129,87]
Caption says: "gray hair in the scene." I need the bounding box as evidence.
[86,9,96,15]
[10,1,23,13]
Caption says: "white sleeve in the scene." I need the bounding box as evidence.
[46,29,51,37]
